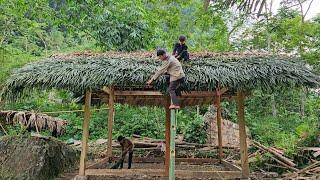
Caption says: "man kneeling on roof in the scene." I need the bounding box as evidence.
[173,35,189,62]
[111,136,134,169]
[147,49,185,109]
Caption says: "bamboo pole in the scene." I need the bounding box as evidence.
[165,97,171,177]
[196,105,200,116]
[169,109,176,180]
[79,91,92,176]
[236,91,249,179]
[216,88,223,162]
[107,87,115,158]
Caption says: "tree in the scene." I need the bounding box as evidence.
[211,0,268,15]
[93,1,152,51]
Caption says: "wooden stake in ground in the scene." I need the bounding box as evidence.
[215,87,223,162]
[237,91,249,179]
[169,109,176,180]
[107,87,115,158]
[79,91,92,176]
[165,97,171,177]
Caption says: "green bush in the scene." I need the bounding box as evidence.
[113,105,165,139]
[94,1,152,51]
[184,114,207,144]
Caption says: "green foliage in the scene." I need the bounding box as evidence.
[2,90,80,112]
[0,48,37,86]
[231,89,320,156]
[112,105,165,138]
[247,114,299,155]
[143,0,230,51]
[57,109,109,141]
[236,8,320,72]
[94,1,151,51]
[184,114,207,144]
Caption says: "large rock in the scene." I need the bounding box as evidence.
[0,135,79,180]
[204,106,250,147]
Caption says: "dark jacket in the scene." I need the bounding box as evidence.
[173,43,189,61]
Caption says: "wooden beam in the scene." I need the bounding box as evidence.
[220,87,228,95]
[169,109,176,180]
[222,160,242,171]
[165,97,170,177]
[85,169,243,179]
[87,157,221,169]
[79,91,92,176]
[237,91,249,179]
[103,90,218,97]
[176,158,219,164]
[120,157,220,164]
[215,88,224,162]
[114,91,162,96]
[102,86,111,94]
[107,87,115,158]
[176,170,242,179]
[86,169,165,177]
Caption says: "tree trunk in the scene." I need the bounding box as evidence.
[203,0,210,11]
[300,87,306,118]
[265,1,277,117]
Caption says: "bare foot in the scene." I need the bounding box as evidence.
[169,105,180,109]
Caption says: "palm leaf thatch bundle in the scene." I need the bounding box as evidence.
[0,111,67,136]
[49,50,283,60]
[1,52,319,101]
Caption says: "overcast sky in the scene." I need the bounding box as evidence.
[272,0,320,20]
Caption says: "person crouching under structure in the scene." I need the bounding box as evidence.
[111,136,134,169]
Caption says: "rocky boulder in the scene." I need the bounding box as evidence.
[0,135,79,180]
[204,106,250,147]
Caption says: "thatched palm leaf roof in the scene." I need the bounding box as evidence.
[1,54,319,101]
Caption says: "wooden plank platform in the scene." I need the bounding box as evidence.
[87,157,221,169]
[85,169,242,179]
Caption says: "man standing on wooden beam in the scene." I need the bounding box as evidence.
[147,49,185,109]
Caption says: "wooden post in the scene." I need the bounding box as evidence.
[165,97,171,177]
[169,109,176,180]
[107,87,115,158]
[196,105,200,116]
[216,88,223,162]
[237,91,249,179]
[79,91,92,176]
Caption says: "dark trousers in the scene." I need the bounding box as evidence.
[120,151,133,169]
[169,77,185,106]
[111,151,133,169]
[176,50,189,61]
